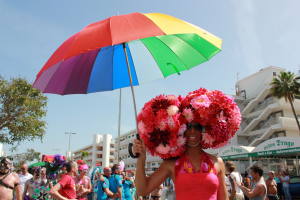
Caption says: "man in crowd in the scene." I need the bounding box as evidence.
[225,161,243,200]
[236,165,266,200]
[50,161,82,200]
[0,157,21,200]
[23,166,44,199]
[265,171,278,200]
[18,163,33,195]
[97,167,118,200]
[109,164,124,200]
[281,171,291,200]
[150,183,163,200]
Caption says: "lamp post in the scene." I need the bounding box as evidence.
[53,149,60,154]
[65,132,76,153]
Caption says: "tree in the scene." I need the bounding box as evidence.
[0,75,48,151]
[11,148,41,169]
[80,150,89,160]
[270,71,300,131]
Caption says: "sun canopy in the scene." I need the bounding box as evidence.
[28,162,45,168]
[218,145,255,160]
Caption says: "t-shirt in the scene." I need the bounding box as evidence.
[58,174,76,199]
[123,180,132,197]
[274,177,281,183]
[109,174,125,200]
[97,176,109,200]
[19,173,33,194]
[282,176,290,187]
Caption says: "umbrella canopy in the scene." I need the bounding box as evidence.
[33,13,222,94]
[28,162,45,168]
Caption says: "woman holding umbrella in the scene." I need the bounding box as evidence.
[132,88,241,200]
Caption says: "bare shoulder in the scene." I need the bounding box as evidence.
[161,159,177,170]
[207,153,222,164]
[11,172,20,180]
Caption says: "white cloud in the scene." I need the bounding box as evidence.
[231,0,264,74]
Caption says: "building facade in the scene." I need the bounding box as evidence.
[70,134,115,169]
[0,143,7,157]
[114,129,163,175]
[220,66,300,175]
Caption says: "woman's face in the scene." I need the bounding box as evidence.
[185,124,202,146]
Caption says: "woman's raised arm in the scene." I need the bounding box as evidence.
[133,139,172,196]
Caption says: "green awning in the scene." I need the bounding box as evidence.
[28,162,45,168]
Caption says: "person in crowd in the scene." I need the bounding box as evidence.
[169,179,175,200]
[0,157,21,200]
[236,165,266,200]
[225,161,244,200]
[58,166,67,182]
[18,163,33,195]
[119,159,125,171]
[23,166,45,200]
[150,183,163,200]
[109,164,124,200]
[225,173,231,196]
[40,167,53,189]
[50,161,82,200]
[123,172,135,200]
[265,171,278,200]
[280,171,291,200]
[97,167,118,200]
[16,169,21,175]
[243,171,251,200]
[274,172,283,200]
[74,164,92,200]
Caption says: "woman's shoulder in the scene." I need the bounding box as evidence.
[206,152,223,165]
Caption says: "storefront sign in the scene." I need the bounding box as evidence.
[250,147,300,157]
[264,140,294,150]
[221,153,249,160]
[218,146,254,157]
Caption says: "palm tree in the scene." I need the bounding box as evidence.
[270,71,300,131]
[80,150,89,160]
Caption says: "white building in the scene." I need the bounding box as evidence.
[70,134,115,169]
[220,66,300,173]
[114,129,163,175]
[0,143,7,157]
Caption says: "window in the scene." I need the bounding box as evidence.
[158,162,161,166]
[132,135,135,137]
[128,155,131,158]
[152,163,156,166]
[128,136,131,138]
[131,165,134,168]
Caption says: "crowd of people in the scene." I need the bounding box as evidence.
[223,161,292,200]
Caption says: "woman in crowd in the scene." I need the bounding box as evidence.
[74,164,92,200]
[242,171,251,200]
[133,88,241,200]
[274,172,283,200]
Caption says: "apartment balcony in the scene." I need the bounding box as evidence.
[109,155,115,159]
[146,156,162,163]
[123,157,136,164]
[243,117,284,146]
[95,158,103,162]
[118,149,128,156]
[84,155,93,160]
[95,150,103,154]
[110,148,115,152]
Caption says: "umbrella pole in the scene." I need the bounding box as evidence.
[123,43,140,158]
[117,88,121,162]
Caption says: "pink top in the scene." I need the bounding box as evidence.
[174,151,219,200]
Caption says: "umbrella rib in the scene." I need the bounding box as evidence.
[155,35,189,71]
[85,48,101,94]
[124,15,139,40]
[124,43,139,85]
[62,53,84,95]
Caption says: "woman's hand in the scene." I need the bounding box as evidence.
[133,139,146,161]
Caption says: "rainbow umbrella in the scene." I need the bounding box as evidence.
[33,12,222,158]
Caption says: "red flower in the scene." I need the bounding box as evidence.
[152,95,171,110]
[148,129,171,147]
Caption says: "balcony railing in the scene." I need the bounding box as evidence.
[243,117,280,146]
[241,115,259,130]
[250,97,277,113]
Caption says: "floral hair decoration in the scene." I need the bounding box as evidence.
[179,88,241,149]
[137,88,241,159]
[137,94,187,159]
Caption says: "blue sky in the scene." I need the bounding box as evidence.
[1,0,300,161]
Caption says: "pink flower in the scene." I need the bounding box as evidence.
[167,116,175,129]
[156,144,170,154]
[166,105,179,116]
[138,121,147,134]
[202,132,215,146]
[178,124,187,136]
[156,120,167,131]
[177,136,186,147]
[183,108,194,123]
[191,95,211,109]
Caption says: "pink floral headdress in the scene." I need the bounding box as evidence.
[78,164,88,171]
[137,88,241,159]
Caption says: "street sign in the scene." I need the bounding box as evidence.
[96,163,101,167]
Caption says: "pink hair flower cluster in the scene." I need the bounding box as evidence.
[137,95,186,159]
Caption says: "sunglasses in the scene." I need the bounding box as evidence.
[104,170,111,172]
[187,124,203,132]
[21,168,26,170]
[80,170,87,172]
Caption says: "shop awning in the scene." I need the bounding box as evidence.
[249,137,300,158]
[218,145,255,160]
[28,162,45,168]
